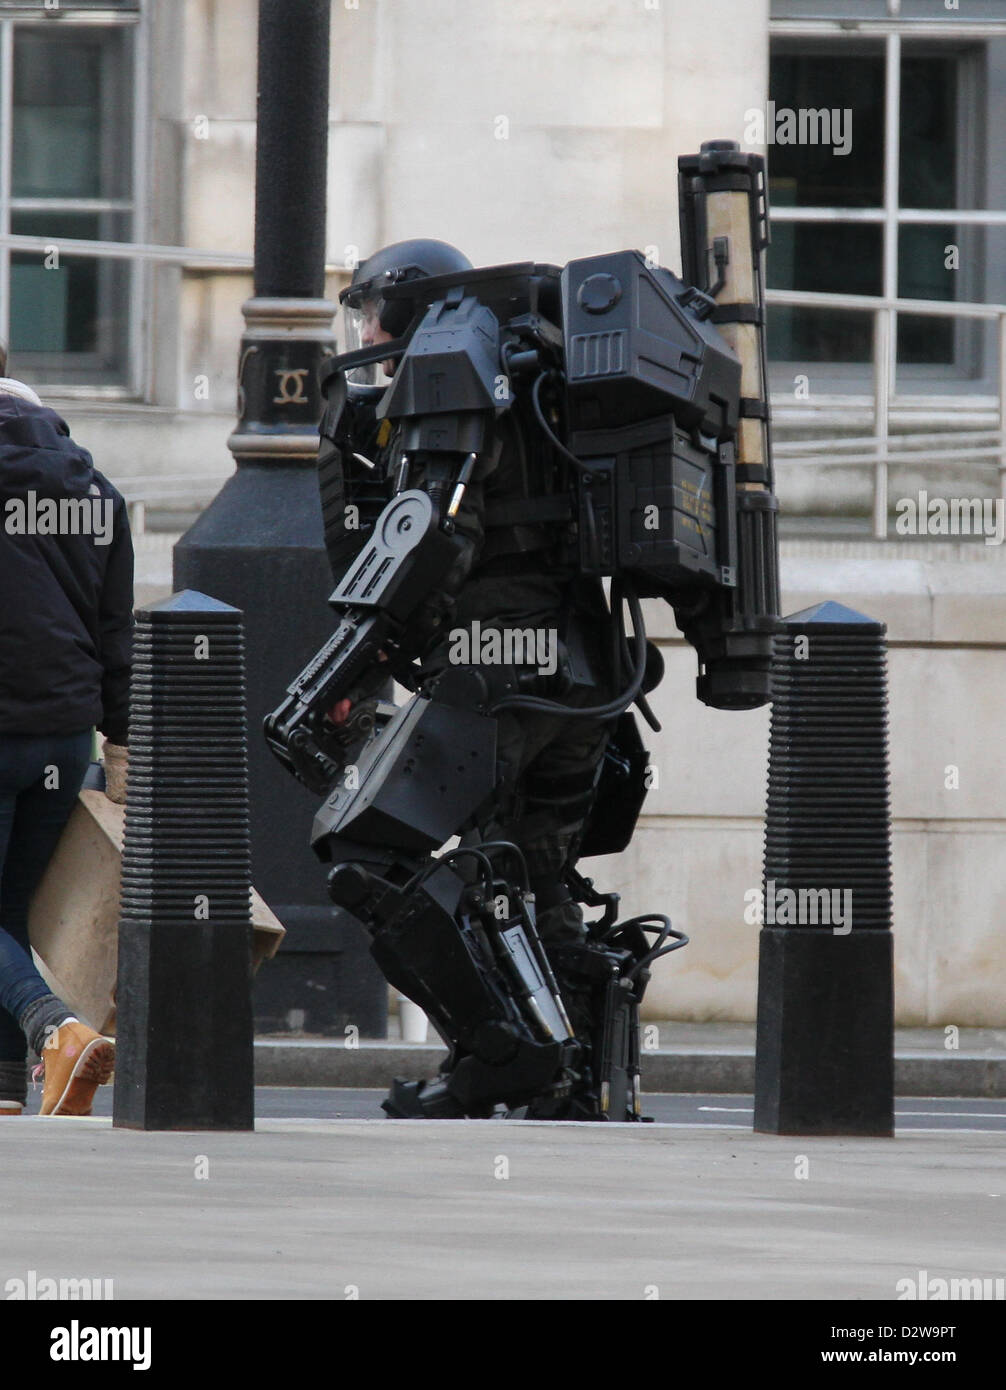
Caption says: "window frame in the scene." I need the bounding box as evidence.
[768,3,1006,401]
[0,2,146,398]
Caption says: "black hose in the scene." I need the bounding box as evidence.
[531,371,586,475]
[403,846,495,900]
[473,840,531,891]
[489,585,648,721]
[599,912,690,983]
[616,609,662,733]
[528,372,662,731]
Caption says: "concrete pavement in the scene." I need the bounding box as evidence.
[2,1117,1003,1300]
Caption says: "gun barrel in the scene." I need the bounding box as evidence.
[677,140,781,710]
[263,609,390,794]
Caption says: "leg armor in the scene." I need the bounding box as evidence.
[313,693,581,1116]
[310,681,686,1120]
[538,873,683,1122]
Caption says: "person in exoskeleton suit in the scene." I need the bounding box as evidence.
[267,148,780,1121]
[319,241,623,1112]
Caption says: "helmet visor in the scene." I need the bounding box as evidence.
[339,295,391,387]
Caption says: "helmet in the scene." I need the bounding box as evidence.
[339,238,473,350]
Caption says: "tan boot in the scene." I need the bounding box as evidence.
[39,1022,115,1116]
[0,1100,23,1116]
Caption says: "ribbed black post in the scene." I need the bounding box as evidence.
[113,590,254,1131]
[754,601,894,1136]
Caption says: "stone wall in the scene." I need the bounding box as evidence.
[586,541,1006,1025]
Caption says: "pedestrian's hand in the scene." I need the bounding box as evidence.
[102,740,129,803]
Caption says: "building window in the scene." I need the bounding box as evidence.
[0,5,139,390]
[767,2,1006,394]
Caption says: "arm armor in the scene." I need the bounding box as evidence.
[266,292,509,795]
[317,378,391,582]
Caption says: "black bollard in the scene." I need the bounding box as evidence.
[113,591,254,1131]
[754,601,894,1136]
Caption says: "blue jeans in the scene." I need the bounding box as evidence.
[0,731,92,1063]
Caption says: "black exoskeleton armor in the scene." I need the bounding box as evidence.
[317,379,391,581]
[267,142,780,1121]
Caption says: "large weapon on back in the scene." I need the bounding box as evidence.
[557,139,779,711]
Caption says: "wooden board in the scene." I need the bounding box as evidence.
[28,789,285,1036]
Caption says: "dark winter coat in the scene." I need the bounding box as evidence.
[0,392,133,741]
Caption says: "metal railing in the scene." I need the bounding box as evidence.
[118,474,229,536]
[766,287,1006,539]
